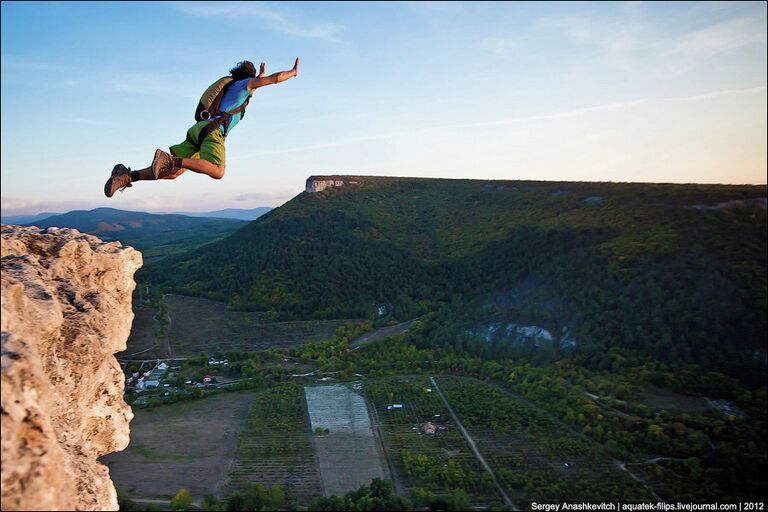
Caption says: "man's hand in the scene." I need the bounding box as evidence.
[248,58,300,90]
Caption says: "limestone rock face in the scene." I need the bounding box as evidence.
[1,225,141,511]
[306,177,348,193]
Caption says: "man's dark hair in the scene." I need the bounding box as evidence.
[230,60,257,81]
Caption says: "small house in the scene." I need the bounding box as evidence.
[157,362,169,371]
[423,422,437,435]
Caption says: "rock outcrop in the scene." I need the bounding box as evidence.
[305,175,362,193]
[306,176,349,193]
[1,225,141,511]
[689,197,767,211]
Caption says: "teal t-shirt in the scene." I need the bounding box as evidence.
[216,78,252,136]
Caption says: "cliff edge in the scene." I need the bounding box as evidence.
[1,225,142,511]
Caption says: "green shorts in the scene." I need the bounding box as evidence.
[169,120,226,166]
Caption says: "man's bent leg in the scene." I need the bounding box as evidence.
[126,122,225,182]
[177,157,225,180]
[184,128,227,179]
[128,162,187,181]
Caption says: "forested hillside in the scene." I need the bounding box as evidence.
[144,177,767,384]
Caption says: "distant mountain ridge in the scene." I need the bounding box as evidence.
[1,212,62,225]
[146,175,767,384]
[23,207,247,259]
[171,207,272,221]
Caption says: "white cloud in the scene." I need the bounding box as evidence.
[0,197,91,216]
[1,54,197,99]
[170,1,344,41]
[235,189,300,202]
[510,6,766,76]
[480,36,518,56]
[0,55,74,73]
[107,73,198,99]
[235,85,767,158]
[0,197,34,212]
[538,15,596,41]
[665,16,767,72]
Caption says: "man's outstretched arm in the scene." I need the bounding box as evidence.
[248,57,299,90]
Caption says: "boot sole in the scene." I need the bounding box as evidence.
[104,178,114,198]
[105,165,128,197]
[151,149,166,179]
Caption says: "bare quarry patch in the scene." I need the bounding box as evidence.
[304,384,385,496]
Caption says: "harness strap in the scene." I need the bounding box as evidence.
[207,97,250,130]
[189,92,252,148]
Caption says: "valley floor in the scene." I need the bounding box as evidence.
[105,374,652,507]
[101,391,254,500]
[120,294,361,359]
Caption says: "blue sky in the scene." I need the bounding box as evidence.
[1,1,766,215]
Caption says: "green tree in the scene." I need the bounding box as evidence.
[116,488,136,511]
[201,493,223,511]
[170,488,193,511]
[447,489,470,511]
[369,477,393,499]
[226,492,244,512]
[430,496,449,511]
[244,482,267,511]
[266,485,286,510]
[308,495,345,511]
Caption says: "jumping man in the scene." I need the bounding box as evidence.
[104,58,299,197]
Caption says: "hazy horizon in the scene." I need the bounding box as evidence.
[3,174,766,219]
[2,1,766,216]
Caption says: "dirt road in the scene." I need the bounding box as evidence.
[161,294,173,358]
[429,376,517,510]
[351,318,421,348]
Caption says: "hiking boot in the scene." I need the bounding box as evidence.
[104,164,133,198]
[151,149,176,179]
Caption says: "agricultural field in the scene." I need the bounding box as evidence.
[365,376,503,507]
[436,375,654,505]
[101,391,255,500]
[119,306,164,359]
[638,386,710,412]
[227,384,323,504]
[164,294,361,355]
[304,384,385,496]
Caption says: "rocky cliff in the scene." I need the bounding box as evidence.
[305,175,366,193]
[1,225,141,511]
[306,176,349,193]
